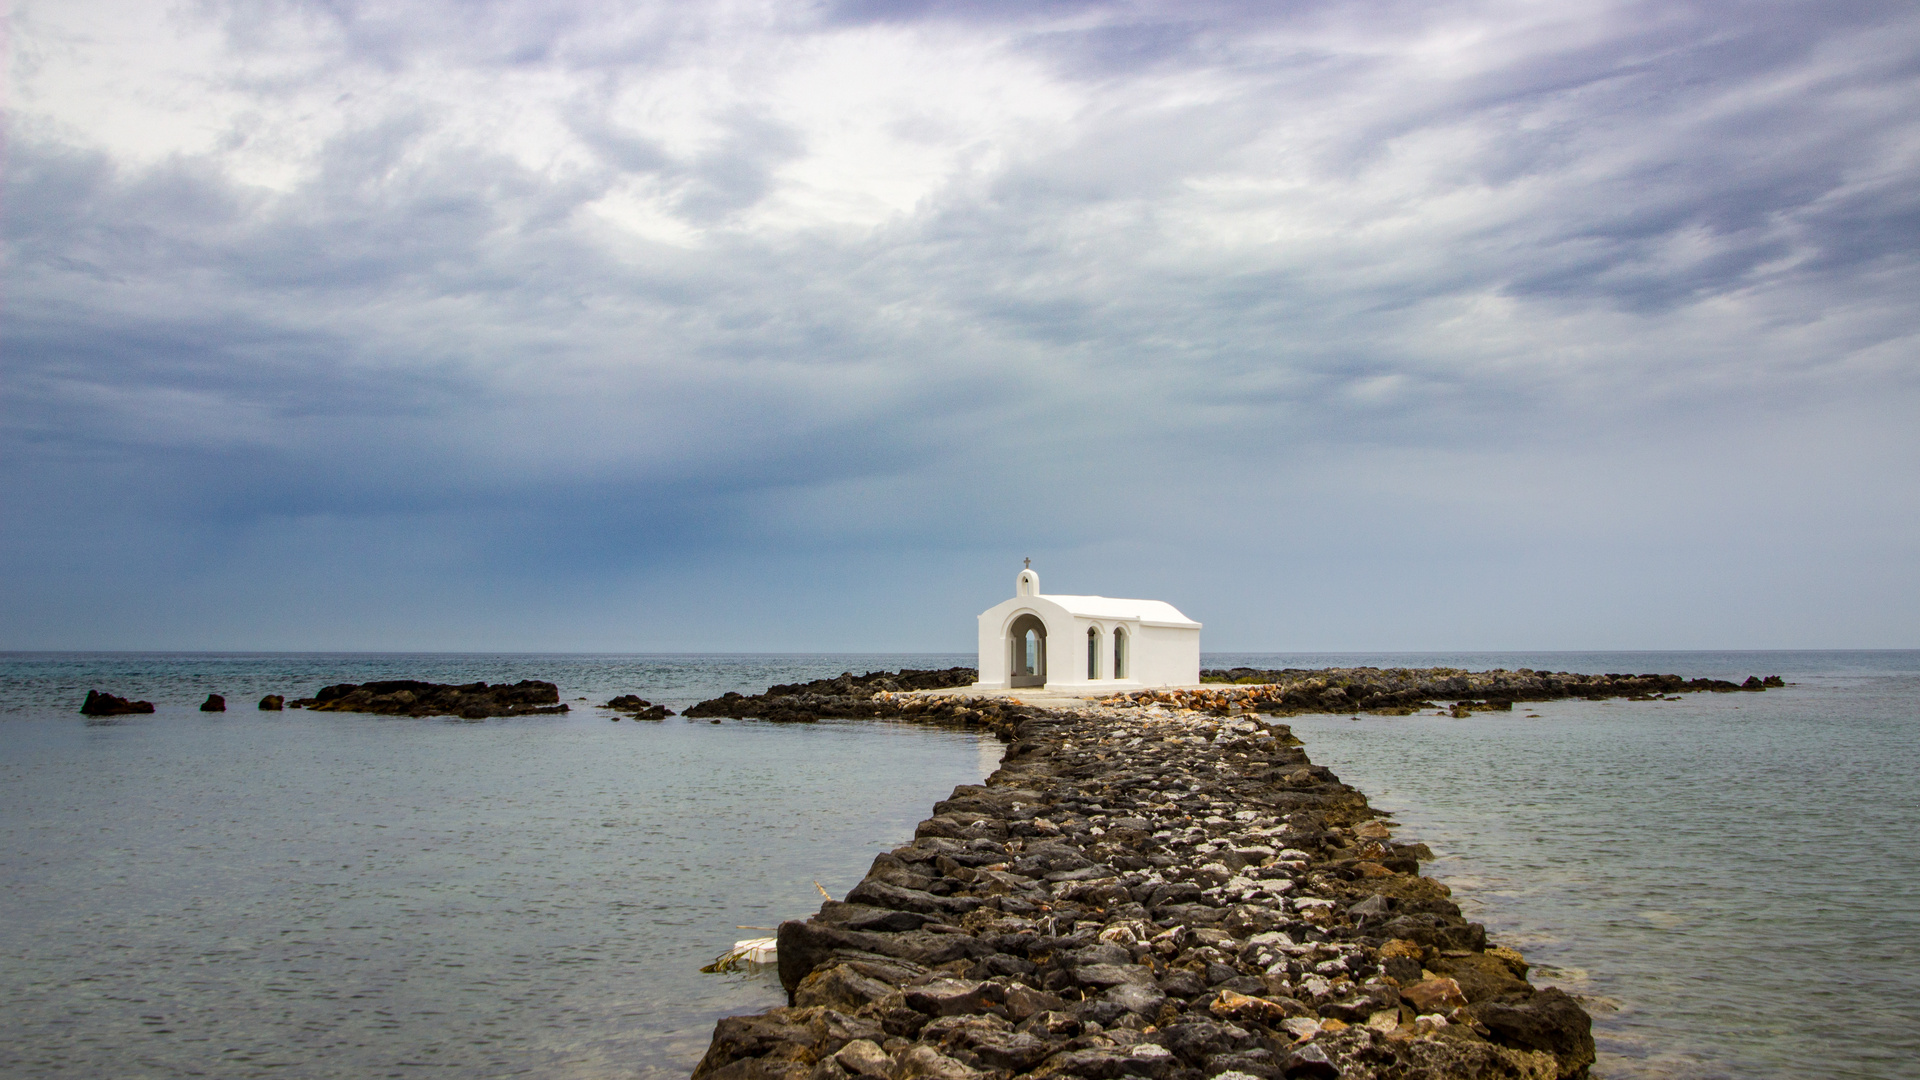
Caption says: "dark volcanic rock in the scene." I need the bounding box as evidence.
[81,690,154,716]
[200,694,226,712]
[684,668,978,721]
[258,694,284,710]
[1189,665,1782,715]
[604,694,674,719]
[1470,988,1596,1077]
[289,680,568,719]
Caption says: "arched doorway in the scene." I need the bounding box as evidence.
[1009,614,1048,688]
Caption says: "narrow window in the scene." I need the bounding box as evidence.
[1088,627,1099,679]
[1113,628,1128,679]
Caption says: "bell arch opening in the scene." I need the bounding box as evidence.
[1009,614,1048,688]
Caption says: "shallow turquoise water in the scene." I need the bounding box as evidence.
[0,654,992,1079]
[1258,651,1920,1080]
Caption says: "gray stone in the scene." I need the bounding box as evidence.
[1103,981,1167,1015]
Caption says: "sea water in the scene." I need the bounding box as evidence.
[0,654,991,1079]
[1221,651,1920,1080]
[4,652,1917,1079]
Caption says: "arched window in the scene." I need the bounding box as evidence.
[1113,627,1128,680]
[1087,627,1099,679]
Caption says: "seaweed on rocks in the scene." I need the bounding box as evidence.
[288,680,569,719]
[684,668,978,722]
[691,698,1598,1080]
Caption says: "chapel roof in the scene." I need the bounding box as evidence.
[1035,593,1200,628]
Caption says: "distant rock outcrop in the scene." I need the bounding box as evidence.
[1192,666,1784,715]
[290,680,568,719]
[200,694,226,712]
[81,690,155,716]
[603,695,674,720]
[684,668,977,722]
[258,695,284,710]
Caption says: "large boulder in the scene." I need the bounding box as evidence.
[1470,988,1596,1078]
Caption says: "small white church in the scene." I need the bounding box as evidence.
[973,563,1201,692]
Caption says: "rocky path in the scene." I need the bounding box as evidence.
[692,699,1594,1080]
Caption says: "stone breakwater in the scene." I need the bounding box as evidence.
[1192,668,1782,717]
[693,699,1595,1080]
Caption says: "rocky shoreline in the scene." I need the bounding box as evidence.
[692,692,1598,1080]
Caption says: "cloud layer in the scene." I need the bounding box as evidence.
[5,0,1918,649]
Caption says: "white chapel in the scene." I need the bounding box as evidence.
[974,564,1201,692]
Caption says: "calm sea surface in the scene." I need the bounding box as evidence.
[0,654,992,1079]
[3,651,1917,1079]
[1216,651,1920,1080]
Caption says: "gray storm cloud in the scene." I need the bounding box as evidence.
[3,0,1916,649]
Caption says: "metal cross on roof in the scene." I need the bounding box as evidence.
[1024,557,1031,568]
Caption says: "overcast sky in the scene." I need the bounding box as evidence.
[4,0,1917,652]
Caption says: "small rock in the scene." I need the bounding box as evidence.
[258,695,284,710]
[893,1044,983,1080]
[833,1039,893,1079]
[1004,984,1066,1021]
[1075,962,1154,988]
[1280,1017,1321,1039]
[1282,1043,1340,1080]
[1484,944,1529,977]
[796,964,896,1011]
[1347,894,1389,920]
[200,694,226,712]
[904,979,1005,1017]
[1400,977,1468,1014]
[1210,989,1295,1024]
[1104,981,1166,1015]
[1376,939,1425,960]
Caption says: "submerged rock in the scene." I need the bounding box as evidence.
[80,690,154,716]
